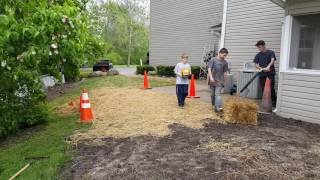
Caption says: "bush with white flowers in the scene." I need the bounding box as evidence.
[0,0,107,136]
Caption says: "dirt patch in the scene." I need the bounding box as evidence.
[63,115,320,180]
[70,88,219,142]
[52,99,80,116]
[46,81,81,101]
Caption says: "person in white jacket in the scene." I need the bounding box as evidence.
[174,53,192,108]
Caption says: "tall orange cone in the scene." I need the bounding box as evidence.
[187,74,200,98]
[142,70,152,89]
[259,78,272,114]
[80,89,94,123]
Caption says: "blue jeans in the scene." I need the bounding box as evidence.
[211,86,223,110]
[176,84,189,106]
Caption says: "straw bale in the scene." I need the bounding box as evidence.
[224,97,258,125]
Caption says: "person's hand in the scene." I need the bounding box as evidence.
[265,66,271,72]
[256,66,262,71]
[209,78,218,85]
[262,66,271,72]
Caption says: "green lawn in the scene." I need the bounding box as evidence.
[0,75,175,180]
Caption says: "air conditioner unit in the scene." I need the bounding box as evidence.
[237,62,262,99]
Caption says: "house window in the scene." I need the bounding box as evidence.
[290,14,320,70]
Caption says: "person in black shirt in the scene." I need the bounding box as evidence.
[254,40,277,107]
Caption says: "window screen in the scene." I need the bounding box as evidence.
[290,14,320,70]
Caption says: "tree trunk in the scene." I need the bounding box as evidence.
[128,27,132,67]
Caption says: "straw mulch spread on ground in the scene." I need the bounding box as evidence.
[71,88,219,142]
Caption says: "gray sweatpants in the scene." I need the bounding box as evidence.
[210,86,223,110]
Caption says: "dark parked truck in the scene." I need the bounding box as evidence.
[93,60,113,72]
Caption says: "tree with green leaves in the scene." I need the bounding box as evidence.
[87,0,149,65]
[0,0,107,136]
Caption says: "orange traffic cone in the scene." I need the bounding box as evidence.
[187,74,200,98]
[259,78,272,114]
[80,89,94,123]
[142,70,152,89]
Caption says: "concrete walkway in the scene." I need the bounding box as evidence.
[152,80,261,105]
[152,80,214,104]
[116,67,136,76]
[81,67,136,76]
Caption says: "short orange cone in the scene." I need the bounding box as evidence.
[80,89,94,123]
[187,74,200,98]
[259,78,272,114]
[142,70,152,89]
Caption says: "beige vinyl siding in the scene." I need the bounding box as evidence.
[150,0,223,66]
[277,72,320,124]
[224,0,284,74]
[287,0,320,15]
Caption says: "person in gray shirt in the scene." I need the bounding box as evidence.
[208,48,229,112]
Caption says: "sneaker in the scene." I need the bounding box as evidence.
[272,101,277,107]
[215,108,223,112]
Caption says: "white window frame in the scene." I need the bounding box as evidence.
[280,15,320,75]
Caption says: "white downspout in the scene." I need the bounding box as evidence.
[220,0,228,50]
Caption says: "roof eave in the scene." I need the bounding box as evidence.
[270,0,286,9]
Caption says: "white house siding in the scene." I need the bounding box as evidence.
[276,0,320,124]
[277,72,320,124]
[150,0,223,66]
[224,0,284,74]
